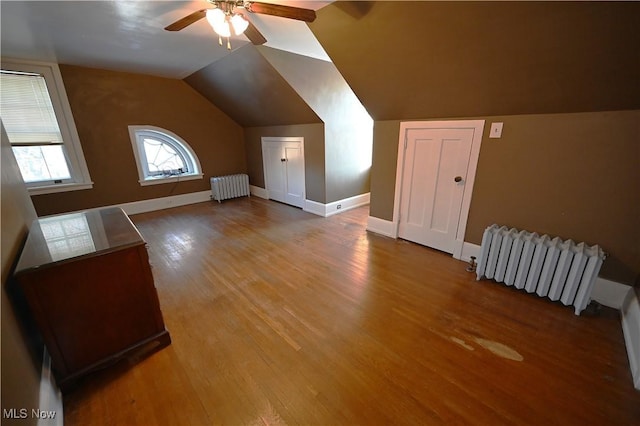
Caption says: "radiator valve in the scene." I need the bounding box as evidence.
[466,256,477,273]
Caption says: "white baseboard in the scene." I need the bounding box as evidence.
[621,288,640,390]
[304,193,370,217]
[326,193,370,217]
[366,216,396,238]
[591,277,631,310]
[115,188,370,218]
[38,348,63,426]
[118,190,212,215]
[250,185,268,199]
[251,188,369,218]
[303,199,325,216]
[458,242,481,263]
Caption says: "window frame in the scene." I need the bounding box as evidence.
[128,125,203,186]
[1,58,93,195]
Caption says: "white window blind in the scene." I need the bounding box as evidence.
[0,70,64,145]
[0,60,93,191]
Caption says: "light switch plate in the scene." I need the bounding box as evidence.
[490,122,503,138]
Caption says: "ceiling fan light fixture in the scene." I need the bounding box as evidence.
[166,1,316,47]
[206,6,246,44]
[230,14,248,36]
[205,8,225,27]
[214,21,232,38]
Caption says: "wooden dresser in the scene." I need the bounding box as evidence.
[14,207,171,391]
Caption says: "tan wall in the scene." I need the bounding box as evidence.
[258,47,373,203]
[311,2,640,120]
[32,65,246,216]
[244,123,326,203]
[1,125,41,425]
[369,110,640,285]
[184,45,320,127]
[369,120,401,221]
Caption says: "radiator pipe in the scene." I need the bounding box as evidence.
[466,256,476,273]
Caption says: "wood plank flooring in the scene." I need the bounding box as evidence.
[64,197,640,425]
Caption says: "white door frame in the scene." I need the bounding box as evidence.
[261,136,306,205]
[392,120,485,259]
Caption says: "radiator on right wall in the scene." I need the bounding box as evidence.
[476,224,606,315]
[622,285,640,390]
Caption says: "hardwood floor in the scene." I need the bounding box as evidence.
[64,197,640,425]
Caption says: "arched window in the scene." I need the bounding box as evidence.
[128,125,203,186]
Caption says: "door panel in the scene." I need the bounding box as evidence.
[404,136,437,229]
[264,143,286,203]
[284,144,304,208]
[399,128,473,253]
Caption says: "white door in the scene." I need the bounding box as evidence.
[262,137,305,209]
[264,143,287,203]
[283,143,304,207]
[398,127,475,254]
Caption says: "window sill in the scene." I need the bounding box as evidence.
[138,174,203,186]
[27,182,94,196]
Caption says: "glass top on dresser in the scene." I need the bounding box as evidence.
[15,207,144,273]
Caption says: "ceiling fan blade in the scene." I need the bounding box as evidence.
[244,21,267,45]
[246,2,316,22]
[165,9,207,31]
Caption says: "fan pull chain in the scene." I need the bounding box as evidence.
[216,35,232,50]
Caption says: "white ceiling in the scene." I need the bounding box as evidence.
[0,1,332,79]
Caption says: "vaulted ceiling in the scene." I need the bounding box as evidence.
[2,1,639,126]
[184,45,321,127]
[308,1,640,120]
[0,1,330,79]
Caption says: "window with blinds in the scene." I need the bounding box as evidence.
[1,70,71,182]
[0,60,92,193]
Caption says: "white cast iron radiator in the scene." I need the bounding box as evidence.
[210,174,250,203]
[476,224,606,315]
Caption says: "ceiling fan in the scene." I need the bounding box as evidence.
[165,0,316,48]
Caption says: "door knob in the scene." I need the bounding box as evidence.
[454,176,463,183]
